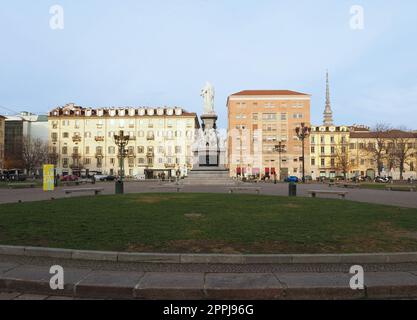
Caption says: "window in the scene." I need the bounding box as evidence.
[108,146,116,154]
[175,146,182,154]
[84,158,91,165]
[63,132,69,138]
[321,147,325,154]
[63,158,68,168]
[311,146,315,153]
[321,159,325,166]
[158,146,164,154]
[331,147,335,154]
[292,113,303,119]
[51,132,58,141]
[311,158,316,166]
[85,147,90,155]
[252,113,258,121]
[62,146,68,155]
[138,146,144,153]
[280,113,287,121]
[330,158,335,166]
[320,136,325,144]
[350,143,356,150]
[262,113,277,121]
[330,136,335,144]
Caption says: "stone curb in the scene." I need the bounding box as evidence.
[1,245,417,264]
[2,271,417,300]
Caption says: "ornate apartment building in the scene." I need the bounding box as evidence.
[227,90,311,179]
[48,104,199,178]
[0,115,5,169]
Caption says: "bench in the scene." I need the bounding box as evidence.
[229,187,261,195]
[150,185,183,193]
[8,183,36,189]
[308,190,348,199]
[64,188,104,197]
[385,185,416,192]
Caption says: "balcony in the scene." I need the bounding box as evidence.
[95,152,104,158]
[147,135,155,141]
[72,153,81,159]
[95,136,105,142]
[127,152,136,158]
[129,136,137,141]
[165,163,176,169]
[147,152,154,157]
[72,136,82,143]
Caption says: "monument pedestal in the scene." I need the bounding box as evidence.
[184,111,233,185]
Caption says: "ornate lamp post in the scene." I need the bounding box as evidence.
[295,123,311,183]
[274,141,286,183]
[114,130,130,194]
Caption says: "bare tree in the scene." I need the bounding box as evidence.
[387,128,416,180]
[334,144,350,181]
[366,123,390,176]
[22,136,49,175]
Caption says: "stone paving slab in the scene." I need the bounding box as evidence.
[275,272,364,300]
[365,272,417,299]
[135,272,205,300]
[0,265,92,296]
[14,294,48,300]
[0,292,21,300]
[205,273,284,300]
[0,262,19,274]
[75,271,144,299]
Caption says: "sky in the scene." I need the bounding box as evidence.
[1,0,417,129]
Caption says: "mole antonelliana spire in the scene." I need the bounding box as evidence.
[323,70,334,126]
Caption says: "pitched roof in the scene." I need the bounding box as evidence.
[350,130,417,139]
[230,90,310,96]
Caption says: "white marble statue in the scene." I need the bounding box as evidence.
[200,82,215,114]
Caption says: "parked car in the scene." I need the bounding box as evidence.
[0,170,27,182]
[94,174,117,182]
[61,175,79,182]
[285,176,299,183]
[375,176,391,183]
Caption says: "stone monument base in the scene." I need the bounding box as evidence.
[183,167,235,186]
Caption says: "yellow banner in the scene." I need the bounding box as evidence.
[43,164,55,191]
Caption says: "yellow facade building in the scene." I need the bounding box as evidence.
[48,104,199,179]
[310,125,350,179]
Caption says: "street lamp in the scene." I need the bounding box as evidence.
[114,130,130,194]
[274,141,286,183]
[295,123,311,183]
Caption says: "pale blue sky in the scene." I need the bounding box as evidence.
[1,0,417,129]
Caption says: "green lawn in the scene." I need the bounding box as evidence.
[360,183,389,190]
[0,193,417,254]
[0,181,43,189]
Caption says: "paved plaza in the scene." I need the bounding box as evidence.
[0,181,416,208]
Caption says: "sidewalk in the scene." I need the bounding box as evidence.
[2,259,417,300]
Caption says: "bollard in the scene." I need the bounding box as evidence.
[288,182,297,197]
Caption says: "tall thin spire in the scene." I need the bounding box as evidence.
[323,70,334,126]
